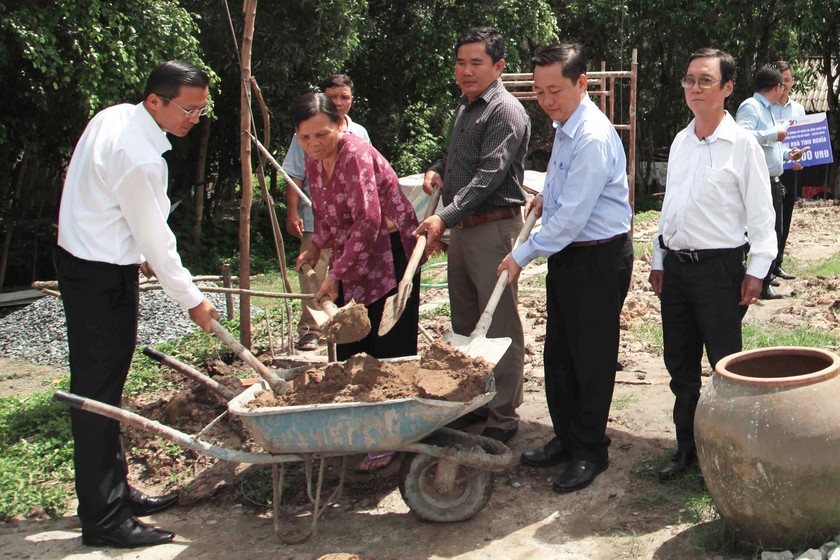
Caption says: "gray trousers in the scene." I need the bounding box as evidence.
[447,214,525,430]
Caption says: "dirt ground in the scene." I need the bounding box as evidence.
[1,201,839,560]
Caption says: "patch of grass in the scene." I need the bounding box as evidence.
[629,450,712,525]
[797,253,840,276]
[611,393,638,410]
[420,302,451,319]
[633,241,653,260]
[630,320,664,355]
[421,252,448,288]
[0,390,75,521]
[741,324,839,350]
[634,209,661,226]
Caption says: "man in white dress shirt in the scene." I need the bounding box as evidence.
[649,48,776,482]
[57,61,218,548]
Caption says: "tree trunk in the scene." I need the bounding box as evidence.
[238,0,257,348]
[193,117,211,246]
[0,151,27,287]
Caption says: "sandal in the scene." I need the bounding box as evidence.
[355,451,396,473]
[296,332,320,351]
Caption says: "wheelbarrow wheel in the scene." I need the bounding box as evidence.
[398,452,493,522]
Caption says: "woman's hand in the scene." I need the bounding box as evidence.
[315,275,340,305]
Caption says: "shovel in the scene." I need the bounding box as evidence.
[442,210,538,366]
[210,319,290,396]
[300,264,371,344]
[379,187,443,336]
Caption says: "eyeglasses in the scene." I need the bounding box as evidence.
[159,95,211,118]
[680,76,722,89]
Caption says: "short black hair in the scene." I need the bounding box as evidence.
[754,64,782,92]
[532,44,587,82]
[320,74,354,94]
[455,27,505,63]
[774,60,793,74]
[143,60,209,101]
[689,48,737,87]
[291,92,340,129]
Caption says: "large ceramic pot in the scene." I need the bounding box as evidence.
[695,346,840,549]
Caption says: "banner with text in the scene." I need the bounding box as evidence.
[782,112,833,170]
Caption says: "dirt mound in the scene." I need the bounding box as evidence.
[248,340,492,407]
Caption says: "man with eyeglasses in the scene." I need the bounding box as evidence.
[283,74,370,353]
[57,60,218,548]
[736,64,806,299]
[649,48,776,482]
[771,60,807,283]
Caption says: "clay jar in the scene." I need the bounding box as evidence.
[694,346,840,549]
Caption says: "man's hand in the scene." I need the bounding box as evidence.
[777,129,788,142]
[414,215,446,245]
[139,261,156,279]
[648,270,663,298]
[497,253,522,285]
[296,247,321,272]
[793,162,804,171]
[789,147,804,161]
[422,170,443,195]
[315,275,340,305]
[285,209,303,238]
[189,298,219,333]
[740,274,763,305]
[525,195,544,218]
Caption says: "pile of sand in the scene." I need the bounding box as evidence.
[247,340,492,407]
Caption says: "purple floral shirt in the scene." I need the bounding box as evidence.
[306,133,420,305]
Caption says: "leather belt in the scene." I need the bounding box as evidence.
[568,233,627,248]
[667,244,748,264]
[457,207,519,228]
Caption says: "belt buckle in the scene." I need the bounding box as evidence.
[675,250,699,263]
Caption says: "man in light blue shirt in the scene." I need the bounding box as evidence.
[736,65,804,299]
[498,44,633,494]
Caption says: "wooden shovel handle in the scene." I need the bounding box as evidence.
[210,319,289,395]
[472,210,539,338]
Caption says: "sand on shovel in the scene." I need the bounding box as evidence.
[247,340,493,408]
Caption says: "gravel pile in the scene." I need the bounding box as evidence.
[0,287,236,370]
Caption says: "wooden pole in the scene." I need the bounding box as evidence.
[238,0,257,348]
[221,263,235,320]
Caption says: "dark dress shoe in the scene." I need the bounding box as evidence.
[521,437,572,468]
[552,459,608,493]
[481,426,518,444]
[760,285,782,300]
[770,277,780,287]
[447,411,485,430]
[774,267,796,280]
[82,516,175,548]
[658,451,697,481]
[129,488,179,517]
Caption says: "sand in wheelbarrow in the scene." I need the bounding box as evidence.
[247,340,492,407]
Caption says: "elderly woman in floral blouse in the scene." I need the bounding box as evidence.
[294,92,422,362]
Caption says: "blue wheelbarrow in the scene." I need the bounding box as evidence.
[53,352,512,543]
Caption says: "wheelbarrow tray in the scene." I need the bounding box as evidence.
[228,364,495,455]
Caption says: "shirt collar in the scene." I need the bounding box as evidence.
[687,111,739,144]
[459,77,505,106]
[554,95,592,138]
[135,102,172,155]
[753,92,774,108]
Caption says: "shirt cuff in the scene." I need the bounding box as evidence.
[746,256,773,279]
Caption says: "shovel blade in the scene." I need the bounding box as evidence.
[441,331,512,366]
[378,282,412,336]
[306,306,329,326]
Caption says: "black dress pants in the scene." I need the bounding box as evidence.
[543,235,633,463]
[661,248,748,454]
[57,248,139,531]
[336,231,420,361]
[777,171,797,269]
[767,178,784,280]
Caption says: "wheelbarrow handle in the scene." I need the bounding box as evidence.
[210,319,290,396]
[142,346,241,402]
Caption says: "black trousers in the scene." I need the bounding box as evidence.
[336,231,420,361]
[661,248,748,454]
[57,248,139,531]
[777,171,798,269]
[766,178,784,282]
[544,235,633,463]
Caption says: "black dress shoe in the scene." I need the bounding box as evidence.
[447,411,486,430]
[520,437,572,468]
[658,451,697,481]
[481,426,518,444]
[770,277,781,287]
[760,285,783,300]
[82,516,175,548]
[774,267,796,280]
[129,488,179,517]
[552,459,608,493]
